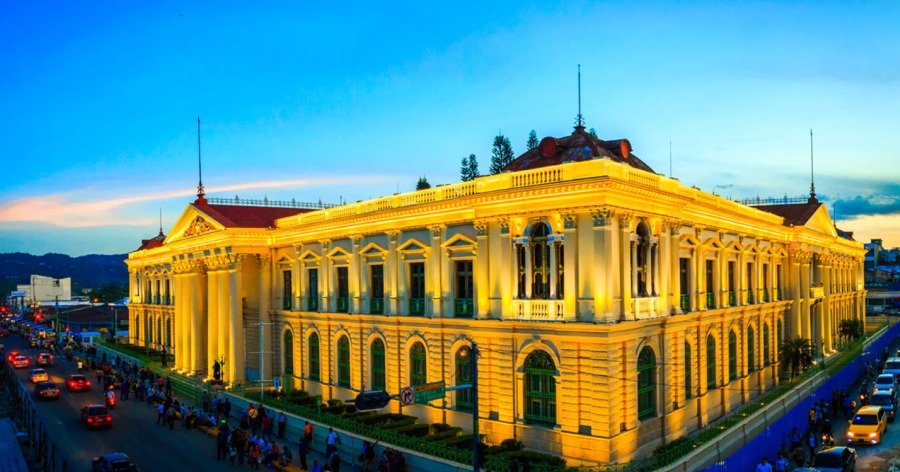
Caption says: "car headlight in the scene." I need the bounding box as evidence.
[869,432,878,437]
[847,432,854,436]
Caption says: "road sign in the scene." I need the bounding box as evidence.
[414,381,446,404]
[400,387,414,406]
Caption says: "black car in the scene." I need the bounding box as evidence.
[812,446,857,472]
[92,453,138,472]
[81,405,112,429]
[869,390,897,420]
[34,381,59,400]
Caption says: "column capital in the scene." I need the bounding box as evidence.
[473,220,488,238]
[498,218,510,236]
[256,253,272,267]
[429,224,445,238]
[386,230,401,244]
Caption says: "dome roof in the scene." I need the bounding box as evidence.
[505,126,655,173]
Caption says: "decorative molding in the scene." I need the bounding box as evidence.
[562,213,578,230]
[429,224,444,238]
[182,216,216,238]
[386,230,401,244]
[498,218,510,235]
[473,221,488,238]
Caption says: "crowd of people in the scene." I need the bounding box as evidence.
[60,340,408,471]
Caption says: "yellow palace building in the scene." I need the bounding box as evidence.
[126,125,866,463]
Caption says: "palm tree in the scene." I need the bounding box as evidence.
[779,337,814,380]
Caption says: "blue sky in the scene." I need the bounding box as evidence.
[1,1,899,255]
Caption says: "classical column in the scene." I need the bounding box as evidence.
[386,231,400,315]
[620,216,632,320]
[523,243,533,299]
[822,259,833,353]
[789,256,802,338]
[258,254,272,378]
[474,222,490,319]
[217,270,229,380]
[799,256,811,341]
[320,241,331,312]
[350,236,362,313]
[429,225,444,316]
[174,272,185,371]
[189,271,201,374]
[548,239,557,299]
[228,264,245,383]
[207,268,219,378]
[562,213,577,319]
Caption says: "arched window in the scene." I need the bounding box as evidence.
[337,335,351,388]
[371,339,385,391]
[747,326,756,373]
[763,323,771,366]
[637,347,657,420]
[410,342,427,386]
[728,330,738,381]
[524,351,556,424]
[308,332,320,381]
[455,346,473,411]
[685,341,692,400]
[283,330,294,376]
[706,334,717,390]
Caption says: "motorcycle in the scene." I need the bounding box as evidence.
[105,393,117,410]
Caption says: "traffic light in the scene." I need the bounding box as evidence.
[354,390,391,411]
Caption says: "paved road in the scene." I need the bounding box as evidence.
[6,334,234,472]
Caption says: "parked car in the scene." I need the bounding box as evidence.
[36,352,53,367]
[29,368,49,383]
[847,406,888,445]
[869,390,897,421]
[34,381,60,400]
[92,453,138,472]
[873,374,898,395]
[812,446,857,472]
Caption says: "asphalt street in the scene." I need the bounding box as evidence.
[6,334,237,472]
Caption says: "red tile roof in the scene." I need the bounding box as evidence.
[505,126,655,174]
[754,202,821,226]
[137,231,165,251]
[194,203,312,228]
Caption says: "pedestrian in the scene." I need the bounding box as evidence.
[262,415,273,442]
[310,459,323,472]
[775,452,788,472]
[330,451,342,472]
[326,427,341,457]
[280,443,292,466]
[224,397,232,419]
[277,411,287,438]
[217,428,229,460]
[756,457,773,472]
[298,436,310,470]
[248,443,260,470]
[304,420,313,442]
[157,402,165,425]
[805,431,816,458]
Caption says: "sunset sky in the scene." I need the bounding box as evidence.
[1,1,898,255]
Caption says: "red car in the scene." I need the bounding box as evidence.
[12,355,29,368]
[6,349,19,363]
[81,405,112,429]
[0,329,9,337]
[37,353,54,367]
[66,374,91,392]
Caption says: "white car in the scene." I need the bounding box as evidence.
[874,373,898,395]
[883,357,900,380]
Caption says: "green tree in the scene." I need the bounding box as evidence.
[588,127,599,139]
[416,176,431,190]
[839,319,864,341]
[489,133,515,174]
[461,154,480,182]
[526,130,539,150]
[779,337,814,380]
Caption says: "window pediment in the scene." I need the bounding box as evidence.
[360,242,388,261]
[326,246,352,262]
[441,233,477,251]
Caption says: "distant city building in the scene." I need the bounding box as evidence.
[864,238,900,288]
[128,125,866,464]
[16,275,72,304]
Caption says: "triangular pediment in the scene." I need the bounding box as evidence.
[299,249,321,261]
[360,242,388,256]
[326,246,352,259]
[804,205,838,238]
[164,205,227,244]
[397,238,429,253]
[440,233,477,249]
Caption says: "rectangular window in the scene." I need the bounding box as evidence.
[556,244,564,299]
[516,246,526,298]
[409,262,425,315]
[727,261,736,306]
[336,267,349,313]
[705,260,715,308]
[776,265,782,300]
[307,268,319,311]
[679,258,691,312]
[762,263,770,302]
[282,270,292,310]
[747,262,755,304]
[454,260,474,317]
[370,265,384,314]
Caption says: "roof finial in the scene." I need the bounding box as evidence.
[158,208,164,236]
[575,64,585,130]
[196,115,207,204]
[808,128,817,203]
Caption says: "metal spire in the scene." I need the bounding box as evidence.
[575,64,585,129]
[158,208,163,236]
[196,116,206,203]
[808,128,817,203]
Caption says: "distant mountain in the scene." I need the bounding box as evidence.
[0,252,128,297]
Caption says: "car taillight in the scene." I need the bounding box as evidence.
[105,415,112,422]
[87,417,94,423]
[85,381,90,386]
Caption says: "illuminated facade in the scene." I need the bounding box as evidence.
[126,127,866,463]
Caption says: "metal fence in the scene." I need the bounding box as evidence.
[2,363,68,472]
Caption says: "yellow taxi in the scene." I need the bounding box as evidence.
[847,405,888,445]
[30,368,49,384]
